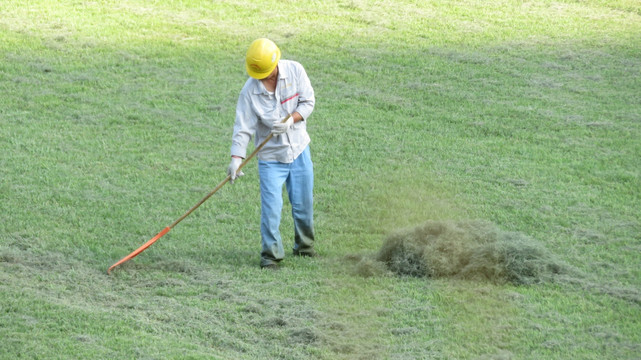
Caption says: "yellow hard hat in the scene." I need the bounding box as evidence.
[245,38,281,79]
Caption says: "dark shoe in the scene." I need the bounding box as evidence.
[260,263,280,270]
[293,249,316,257]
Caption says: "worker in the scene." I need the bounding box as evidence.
[227,38,316,270]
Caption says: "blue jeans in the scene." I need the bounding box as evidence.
[258,146,315,266]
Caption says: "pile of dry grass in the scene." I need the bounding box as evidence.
[375,220,566,285]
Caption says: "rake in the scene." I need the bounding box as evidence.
[107,115,291,274]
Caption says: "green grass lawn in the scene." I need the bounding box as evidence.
[1,1,640,359]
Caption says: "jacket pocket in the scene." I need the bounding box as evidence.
[280,92,299,114]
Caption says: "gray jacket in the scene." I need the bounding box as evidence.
[231,60,315,163]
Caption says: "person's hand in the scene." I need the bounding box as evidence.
[227,157,244,184]
[271,115,294,135]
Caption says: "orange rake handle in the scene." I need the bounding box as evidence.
[106,115,291,275]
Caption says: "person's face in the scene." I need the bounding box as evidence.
[263,65,278,82]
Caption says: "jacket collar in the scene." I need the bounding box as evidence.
[252,63,288,95]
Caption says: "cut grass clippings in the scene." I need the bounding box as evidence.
[350,220,568,285]
[348,220,641,307]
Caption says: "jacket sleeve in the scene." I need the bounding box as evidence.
[230,89,256,158]
[294,64,315,121]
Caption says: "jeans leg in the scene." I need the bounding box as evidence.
[259,160,288,266]
[286,147,315,252]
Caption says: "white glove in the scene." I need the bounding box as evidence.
[271,115,294,135]
[227,157,244,184]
